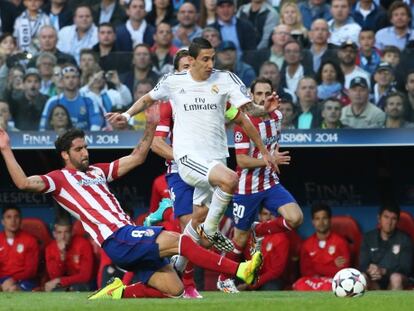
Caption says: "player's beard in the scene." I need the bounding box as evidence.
[74,158,89,172]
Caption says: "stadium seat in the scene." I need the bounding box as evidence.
[397,211,414,242]
[21,217,52,249]
[331,215,362,267]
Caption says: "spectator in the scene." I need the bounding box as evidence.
[43,0,73,31]
[0,0,19,35]
[238,208,289,291]
[80,68,132,117]
[280,40,314,96]
[382,45,401,68]
[308,19,338,73]
[208,0,257,55]
[46,103,73,134]
[280,2,309,48]
[120,43,159,95]
[199,0,217,28]
[28,25,76,67]
[92,0,127,28]
[128,78,154,130]
[372,62,396,109]
[360,205,413,290]
[0,206,39,292]
[93,22,130,74]
[375,1,413,51]
[57,5,98,64]
[316,60,345,101]
[243,24,292,74]
[36,52,58,96]
[383,91,414,128]
[328,0,361,47]
[320,98,349,128]
[0,33,18,58]
[151,22,179,75]
[259,60,292,100]
[293,203,350,291]
[0,101,18,131]
[237,0,279,50]
[352,0,388,32]
[299,0,332,30]
[146,0,176,27]
[79,49,99,86]
[39,65,103,131]
[5,66,24,98]
[13,0,50,54]
[341,76,385,128]
[404,70,414,122]
[293,77,321,129]
[216,40,256,87]
[279,99,296,129]
[172,2,202,48]
[8,68,49,130]
[357,29,382,75]
[337,39,371,89]
[115,0,155,52]
[202,26,221,48]
[44,216,94,292]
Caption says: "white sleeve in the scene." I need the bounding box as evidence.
[226,72,252,108]
[149,74,171,101]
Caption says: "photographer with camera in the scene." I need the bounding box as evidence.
[80,67,132,129]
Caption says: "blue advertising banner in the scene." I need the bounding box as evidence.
[8,129,414,149]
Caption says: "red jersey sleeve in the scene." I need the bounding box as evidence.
[234,124,250,155]
[12,234,39,281]
[45,241,66,280]
[39,170,63,194]
[59,237,94,287]
[300,237,318,277]
[92,160,120,182]
[155,101,172,137]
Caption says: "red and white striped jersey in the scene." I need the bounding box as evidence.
[234,110,283,195]
[155,101,178,174]
[39,161,134,246]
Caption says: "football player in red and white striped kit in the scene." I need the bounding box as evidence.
[0,107,263,300]
[218,77,304,293]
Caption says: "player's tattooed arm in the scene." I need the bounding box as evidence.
[117,104,160,177]
[240,102,268,117]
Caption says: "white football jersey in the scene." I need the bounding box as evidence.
[149,69,251,161]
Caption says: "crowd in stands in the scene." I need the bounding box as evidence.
[0,0,413,131]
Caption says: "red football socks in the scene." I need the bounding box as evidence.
[254,217,292,236]
[122,282,169,298]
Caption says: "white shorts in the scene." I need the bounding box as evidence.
[177,155,226,206]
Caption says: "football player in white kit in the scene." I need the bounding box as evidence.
[107,38,277,252]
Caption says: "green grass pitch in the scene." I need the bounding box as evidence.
[1,291,414,311]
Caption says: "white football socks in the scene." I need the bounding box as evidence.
[203,187,233,235]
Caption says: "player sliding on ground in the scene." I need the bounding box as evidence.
[0,109,263,299]
[107,37,278,253]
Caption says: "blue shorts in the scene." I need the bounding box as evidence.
[102,225,170,284]
[232,184,296,231]
[166,173,194,218]
[0,276,37,291]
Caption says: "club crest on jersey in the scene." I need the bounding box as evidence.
[16,243,24,253]
[234,132,243,143]
[392,244,400,255]
[211,84,219,94]
[328,245,336,255]
[240,85,249,97]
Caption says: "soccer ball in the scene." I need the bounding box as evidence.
[332,268,367,297]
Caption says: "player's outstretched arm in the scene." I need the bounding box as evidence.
[0,129,45,192]
[239,92,280,117]
[151,136,173,161]
[106,94,155,126]
[116,104,160,177]
[233,112,279,174]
